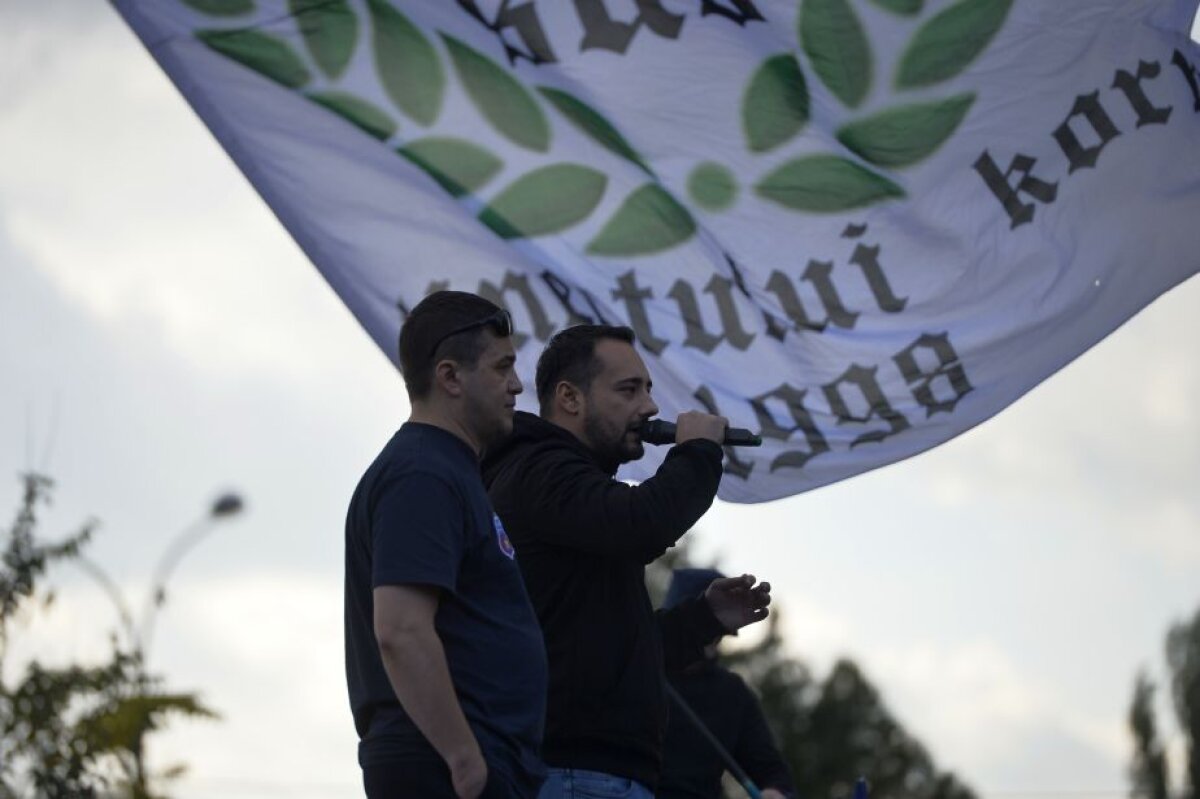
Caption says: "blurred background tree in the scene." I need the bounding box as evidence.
[648,542,975,799]
[0,473,227,799]
[1129,606,1200,799]
[1129,672,1169,799]
[1167,609,1200,799]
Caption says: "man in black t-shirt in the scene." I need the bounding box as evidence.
[345,291,547,799]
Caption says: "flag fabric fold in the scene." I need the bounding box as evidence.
[113,0,1200,502]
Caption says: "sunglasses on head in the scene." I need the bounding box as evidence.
[428,309,514,358]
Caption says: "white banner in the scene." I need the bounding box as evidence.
[113,0,1200,502]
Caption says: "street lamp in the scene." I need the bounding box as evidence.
[72,490,245,796]
[139,491,245,662]
[75,490,245,660]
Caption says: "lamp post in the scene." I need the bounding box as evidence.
[138,491,244,663]
[76,491,244,659]
[72,490,244,797]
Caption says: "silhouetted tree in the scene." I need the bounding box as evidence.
[1167,608,1200,799]
[0,473,216,798]
[649,545,975,799]
[1129,672,1169,799]
[1127,606,1200,799]
[725,614,974,799]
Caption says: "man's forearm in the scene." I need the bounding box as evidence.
[378,626,482,772]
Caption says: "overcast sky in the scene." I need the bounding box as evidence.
[2,3,1198,798]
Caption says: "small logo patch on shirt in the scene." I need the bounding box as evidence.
[493,513,516,559]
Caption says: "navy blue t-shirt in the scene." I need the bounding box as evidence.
[345,422,547,797]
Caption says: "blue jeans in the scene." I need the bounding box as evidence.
[537,767,655,799]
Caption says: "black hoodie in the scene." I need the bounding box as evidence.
[481,411,727,790]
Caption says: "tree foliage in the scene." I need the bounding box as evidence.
[0,473,217,798]
[1167,609,1200,799]
[1128,606,1200,799]
[1129,671,1169,799]
[723,613,974,799]
[648,545,975,799]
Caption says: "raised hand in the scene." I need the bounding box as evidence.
[704,573,771,633]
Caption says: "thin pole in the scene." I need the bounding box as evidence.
[666,682,762,799]
[140,517,211,660]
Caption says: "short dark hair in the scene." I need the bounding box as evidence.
[398,291,506,401]
[535,324,636,415]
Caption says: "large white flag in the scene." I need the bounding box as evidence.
[114,0,1199,502]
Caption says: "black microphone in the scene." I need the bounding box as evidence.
[637,419,763,447]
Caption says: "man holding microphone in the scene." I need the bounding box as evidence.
[483,324,771,799]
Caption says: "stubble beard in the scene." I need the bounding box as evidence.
[583,410,643,471]
[467,391,513,454]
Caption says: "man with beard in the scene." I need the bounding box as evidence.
[482,324,771,799]
[346,291,547,799]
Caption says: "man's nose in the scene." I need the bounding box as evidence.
[643,395,659,418]
[510,373,524,395]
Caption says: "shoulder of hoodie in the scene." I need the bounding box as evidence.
[493,413,592,469]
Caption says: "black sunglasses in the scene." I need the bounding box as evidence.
[427,309,514,358]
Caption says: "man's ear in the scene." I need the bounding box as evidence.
[433,359,463,398]
[554,381,584,417]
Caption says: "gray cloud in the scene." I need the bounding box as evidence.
[3,4,1197,798]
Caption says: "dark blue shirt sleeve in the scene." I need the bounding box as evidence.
[371,470,464,594]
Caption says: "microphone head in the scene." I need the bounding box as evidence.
[637,419,676,446]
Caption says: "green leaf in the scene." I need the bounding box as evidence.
[537,86,650,172]
[799,0,872,109]
[290,0,357,80]
[368,0,444,125]
[896,0,1013,89]
[756,155,905,212]
[79,693,220,753]
[743,54,810,153]
[836,93,975,168]
[443,34,550,152]
[399,137,503,197]
[181,0,254,15]
[688,162,738,211]
[479,164,606,239]
[197,28,311,89]
[306,91,396,140]
[587,184,696,256]
[868,0,923,15]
